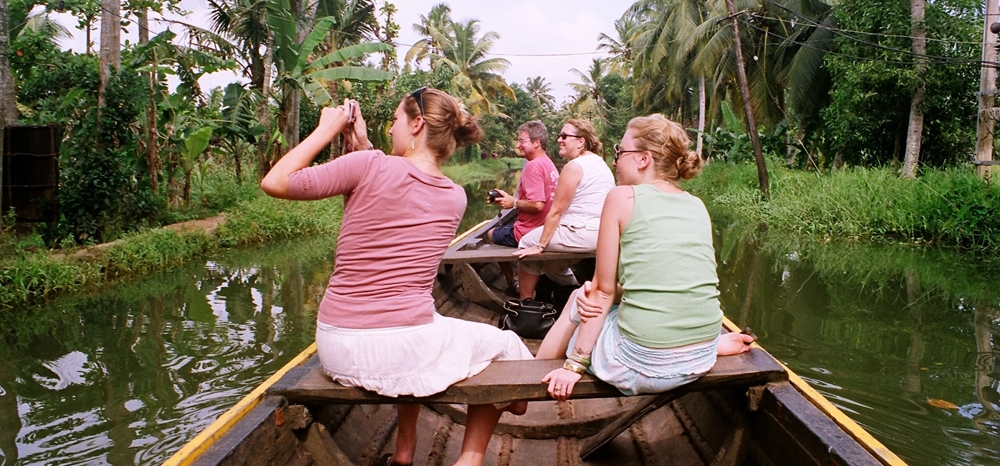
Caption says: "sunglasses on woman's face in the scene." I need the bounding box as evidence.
[410,87,427,116]
[613,144,644,162]
[557,132,581,140]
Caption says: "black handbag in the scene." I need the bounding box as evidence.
[499,299,558,339]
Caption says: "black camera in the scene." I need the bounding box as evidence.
[487,189,501,203]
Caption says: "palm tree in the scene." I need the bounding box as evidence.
[405,3,452,68]
[271,9,394,148]
[568,58,608,121]
[626,0,834,148]
[597,16,637,76]
[205,0,272,93]
[525,76,555,110]
[312,0,379,155]
[429,18,514,116]
[312,0,378,101]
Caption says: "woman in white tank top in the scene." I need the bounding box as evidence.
[514,119,615,301]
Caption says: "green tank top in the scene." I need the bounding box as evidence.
[616,184,723,348]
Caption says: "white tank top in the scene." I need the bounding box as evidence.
[560,152,615,229]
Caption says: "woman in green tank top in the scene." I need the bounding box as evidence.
[535,114,756,400]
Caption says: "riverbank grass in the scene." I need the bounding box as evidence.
[443,157,521,186]
[687,163,1000,251]
[0,194,343,310]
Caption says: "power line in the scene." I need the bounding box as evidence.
[740,18,989,68]
[760,0,982,46]
[758,0,985,65]
[49,1,994,68]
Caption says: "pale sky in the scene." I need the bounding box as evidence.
[45,0,630,105]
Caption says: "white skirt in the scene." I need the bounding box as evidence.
[316,313,534,397]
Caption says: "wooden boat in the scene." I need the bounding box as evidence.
[164,215,907,466]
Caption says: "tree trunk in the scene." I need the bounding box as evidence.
[281,85,300,149]
[281,0,306,151]
[975,0,999,177]
[0,0,18,125]
[257,37,274,177]
[329,80,342,157]
[146,51,161,191]
[900,0,926,179]
[98,0,122,109]
[140,13,159,191]
[85,15,94,55]
[233,145,243,183]
[137,8,149,44]
[0,0,18,228]
[183,170,191,206]
[696,76,705,160]
[724,0,768,199]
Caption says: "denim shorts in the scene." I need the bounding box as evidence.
[490,223,518,247]
[566,301,718,395]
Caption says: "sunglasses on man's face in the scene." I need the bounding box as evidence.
[411,87,427,116]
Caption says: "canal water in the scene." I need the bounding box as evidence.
[0,186,997,465]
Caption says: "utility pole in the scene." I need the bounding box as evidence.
[975,0,999,178]
[725,0,769,199]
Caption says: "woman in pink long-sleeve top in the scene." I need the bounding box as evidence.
[261,88,533,466]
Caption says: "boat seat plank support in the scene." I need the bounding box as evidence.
[267,348,787,407]
[442,247,594,265]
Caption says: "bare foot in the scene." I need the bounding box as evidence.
[717,332,754,356]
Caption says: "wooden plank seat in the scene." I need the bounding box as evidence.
[442,245,594,265]
[266,347,787,406]
[441,209,594,265]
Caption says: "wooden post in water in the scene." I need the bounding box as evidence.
[975,0,999,178]
[724,0,769,199]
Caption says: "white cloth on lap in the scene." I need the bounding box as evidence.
[316,313,533,397]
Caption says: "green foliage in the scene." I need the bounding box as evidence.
[441,157,521,186]
[102,229,215,277]
[687,163,1000,252]
[477,84,546,156]
[594,71,635,154]
[0,193,346,310]
[341,68,457,152]
[822,0,979,167]
[0,211,45,260]
[215,196,344,247]
[0,255,100,310]
[18,54,156,243]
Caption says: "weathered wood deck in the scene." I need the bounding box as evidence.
[267,348,787,406]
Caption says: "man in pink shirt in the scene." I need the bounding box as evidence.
[487,120,559,247]
[486,120,559,291]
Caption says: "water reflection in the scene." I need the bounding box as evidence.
[2,192,999,465]
[713,210,1000,466]
[458,166,521,233]
[0,237,336,466]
